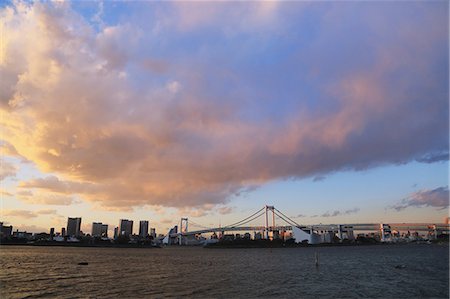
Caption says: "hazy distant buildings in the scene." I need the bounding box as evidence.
[67,217,81,237]
[119,219,133,237]
[61,227,66,237]
[139,220,149,238]
[113,227,119,239]
[92,222,108,237]
[150,228,156,238]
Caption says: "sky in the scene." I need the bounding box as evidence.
[0,1,449,236]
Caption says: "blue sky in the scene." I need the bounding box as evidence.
[0,1,448,235]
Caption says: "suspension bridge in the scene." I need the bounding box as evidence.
[163,205,449,245]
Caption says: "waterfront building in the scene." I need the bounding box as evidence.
[0,222,13,238]
[12,230,33,240]
[101,224,108,237]
[50,228,55,238]
[67,217,81,237]
[150,228,156,238]
[92,222,108,237]
[119,219,133,237]
[113,227,119,239]
[61,227,66,237]
[139,220,149,238]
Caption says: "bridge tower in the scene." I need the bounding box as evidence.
[179,218,188,245]
[265,206,275,239]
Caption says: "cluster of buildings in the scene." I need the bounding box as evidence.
[0,217,160,243]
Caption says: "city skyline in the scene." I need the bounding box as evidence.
[1,1,449,235]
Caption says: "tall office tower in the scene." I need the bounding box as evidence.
[0,222,12,237]
[61,227,66,237]
[139,220,149,238]
[150,228,156,238]
[92,222,104,237]
[67,217,82,237]
[101,224,108,237]
[50,228,55,238]
[119,219,133,237]
[113,227,119,239]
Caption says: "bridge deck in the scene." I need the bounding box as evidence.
[170,223,449,237]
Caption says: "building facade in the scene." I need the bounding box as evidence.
[67,217,81,237]
[119,219,133,237]
[92,222,108,237]
[139,220,149,238]
[0,222,12,238]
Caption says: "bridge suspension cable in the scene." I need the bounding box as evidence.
[188,219,210,230]
[274,208,302,227]
[226,209,266,227]
[223,207,266,228]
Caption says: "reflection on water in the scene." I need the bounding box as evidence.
[0,244,448,298]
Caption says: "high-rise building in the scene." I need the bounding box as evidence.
[101,224,108,238]
[67,217,81,237]
[114,227,119,239]
[0,222,12,238]
[139,220,149,238]
[150,228,156,238]
[50,228,55,238]
[61,227,66,237]
[92,222,109,238]
[119,219,133,237]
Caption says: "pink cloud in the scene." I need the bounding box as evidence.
[1,2,447,210]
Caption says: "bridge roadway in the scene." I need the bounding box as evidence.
[171,223,450,237]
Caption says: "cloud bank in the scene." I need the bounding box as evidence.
[1,2,448,209]
[392,187,449,211]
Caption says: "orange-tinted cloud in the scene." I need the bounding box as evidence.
[1,2,448,210]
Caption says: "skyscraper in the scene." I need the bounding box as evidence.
[101,224,108,238]
[139,220,149,238]
[119,219,133,237]
[67,217,81,237]
[92,222,108,237]
[150,228,156,238]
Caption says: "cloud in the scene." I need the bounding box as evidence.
[1,2,448,209]
[313,176,326,182]
[37,209,57,215]
[0,189,13,197]
[0,159,17,180]
[18,191,79,206]
[416,152,449,164]
[320,208,360,218]
[217,206,235,215]
[2,209,38,218]
[160,218,174,224]
[392,186,449,211]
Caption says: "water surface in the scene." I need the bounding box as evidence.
[0,244,448,298]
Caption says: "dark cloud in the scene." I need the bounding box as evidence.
[320,208,360,218]
[392,187,449,211]
[416,152,449,164]
[313,176,326,182]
